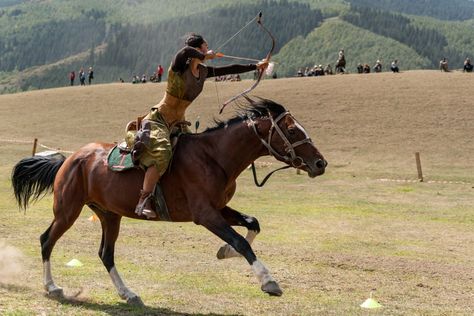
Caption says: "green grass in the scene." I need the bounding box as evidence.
[1,156,472,315]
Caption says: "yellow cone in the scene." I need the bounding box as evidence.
[360,298,383,309]
[66,259,83,267]
[88,214,99,222]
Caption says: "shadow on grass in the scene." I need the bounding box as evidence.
[47,293,242,316]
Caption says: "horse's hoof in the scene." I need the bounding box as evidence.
[127,295,144,306]
[216,245,227,259]
[261,281,283,297]
[47,287,64,298]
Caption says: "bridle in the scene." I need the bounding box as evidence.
[248,110,313,186]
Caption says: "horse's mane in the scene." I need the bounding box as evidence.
[204,97,286,133]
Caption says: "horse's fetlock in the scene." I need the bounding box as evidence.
[247,217,260,233]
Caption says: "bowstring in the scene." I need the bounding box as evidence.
[212,14,259,111]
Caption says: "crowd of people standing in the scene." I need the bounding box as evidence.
[69,66,94,86]
[69,67,94,86]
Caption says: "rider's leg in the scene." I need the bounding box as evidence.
[135,165,160,219]
[134,111,171,219]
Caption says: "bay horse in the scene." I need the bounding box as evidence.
[12,98,326,305]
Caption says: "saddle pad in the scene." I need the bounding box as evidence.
[107,145,135,172]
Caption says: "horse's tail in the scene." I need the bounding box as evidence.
[11,156,66,210]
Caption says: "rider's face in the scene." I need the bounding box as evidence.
[199,41,209,54]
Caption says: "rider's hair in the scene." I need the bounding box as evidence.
[185,33,205,48]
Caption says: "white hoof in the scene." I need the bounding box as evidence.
[47,286,64,298]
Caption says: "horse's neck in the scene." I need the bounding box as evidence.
[208,120,268,181]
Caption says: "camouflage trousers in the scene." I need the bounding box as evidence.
[135,109,172,176]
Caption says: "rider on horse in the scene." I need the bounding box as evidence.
[134,33,269,219]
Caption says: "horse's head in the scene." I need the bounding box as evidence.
[246,98,327,178]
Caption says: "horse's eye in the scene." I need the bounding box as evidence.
[288,128,296,135]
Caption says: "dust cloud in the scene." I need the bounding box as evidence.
[0,241,24,283]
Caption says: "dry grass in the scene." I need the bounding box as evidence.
[0,71,473,315]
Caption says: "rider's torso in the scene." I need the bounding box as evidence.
[149,64,208,126]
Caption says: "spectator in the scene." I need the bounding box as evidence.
[119,78,125,83]
[79,68,86,86]
[336,49,346,73]
[88,66,94,85]
[373,60,382,73]
[297,68,303,77]
[439,58,449,72]
[363,64,370,73]
[463,58,473,72]
[141,74,147,83]
[324,64,333,75]
[390,60,399,73]
[314,65,324,76]
[157,64,164,82]
[357,63,363,74]
[69,71,75,86]
[132,75,139,84]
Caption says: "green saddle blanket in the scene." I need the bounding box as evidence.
[107,145,135,172]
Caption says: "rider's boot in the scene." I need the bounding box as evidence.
[135,190,156,219]
[135,165,160,219]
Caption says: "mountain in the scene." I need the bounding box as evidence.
[1,0,474,93]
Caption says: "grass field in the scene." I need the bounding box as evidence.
[0,71,473,315]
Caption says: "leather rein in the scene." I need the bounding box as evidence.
[248,110,313,187]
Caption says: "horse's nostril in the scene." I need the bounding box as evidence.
[315,159,326,169]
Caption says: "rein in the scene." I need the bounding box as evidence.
[250,162,290,187]
[248,110,313,187]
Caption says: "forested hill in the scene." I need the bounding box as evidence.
[1,0,474,94]
[347,0,474,21]
[13,1,324,92]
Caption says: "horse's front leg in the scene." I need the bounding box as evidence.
[199,213,282,296]
[217,206,260,259]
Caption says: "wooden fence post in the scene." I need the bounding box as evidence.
[32,138,38,156]
[415,152,423,182]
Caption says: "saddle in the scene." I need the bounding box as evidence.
[105,117,191,221]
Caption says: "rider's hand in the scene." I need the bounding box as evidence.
[256,59,269,71]
[205,50,217,60]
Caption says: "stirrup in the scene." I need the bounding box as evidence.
[135,191,157,219]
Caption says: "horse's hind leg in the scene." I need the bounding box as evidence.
[91,206,143,306]
[40,202,83,296]
[217,206,260,259]
[200,213,282,296]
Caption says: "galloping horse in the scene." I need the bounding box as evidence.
[12,98,326,305]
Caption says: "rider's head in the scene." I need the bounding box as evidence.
[185,33,208,54]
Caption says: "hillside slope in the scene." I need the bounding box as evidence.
[1,70,473,181]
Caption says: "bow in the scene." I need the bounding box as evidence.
[218,12,276,114]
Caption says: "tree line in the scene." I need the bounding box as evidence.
[347,0,474,21]
[341,6,466,67]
